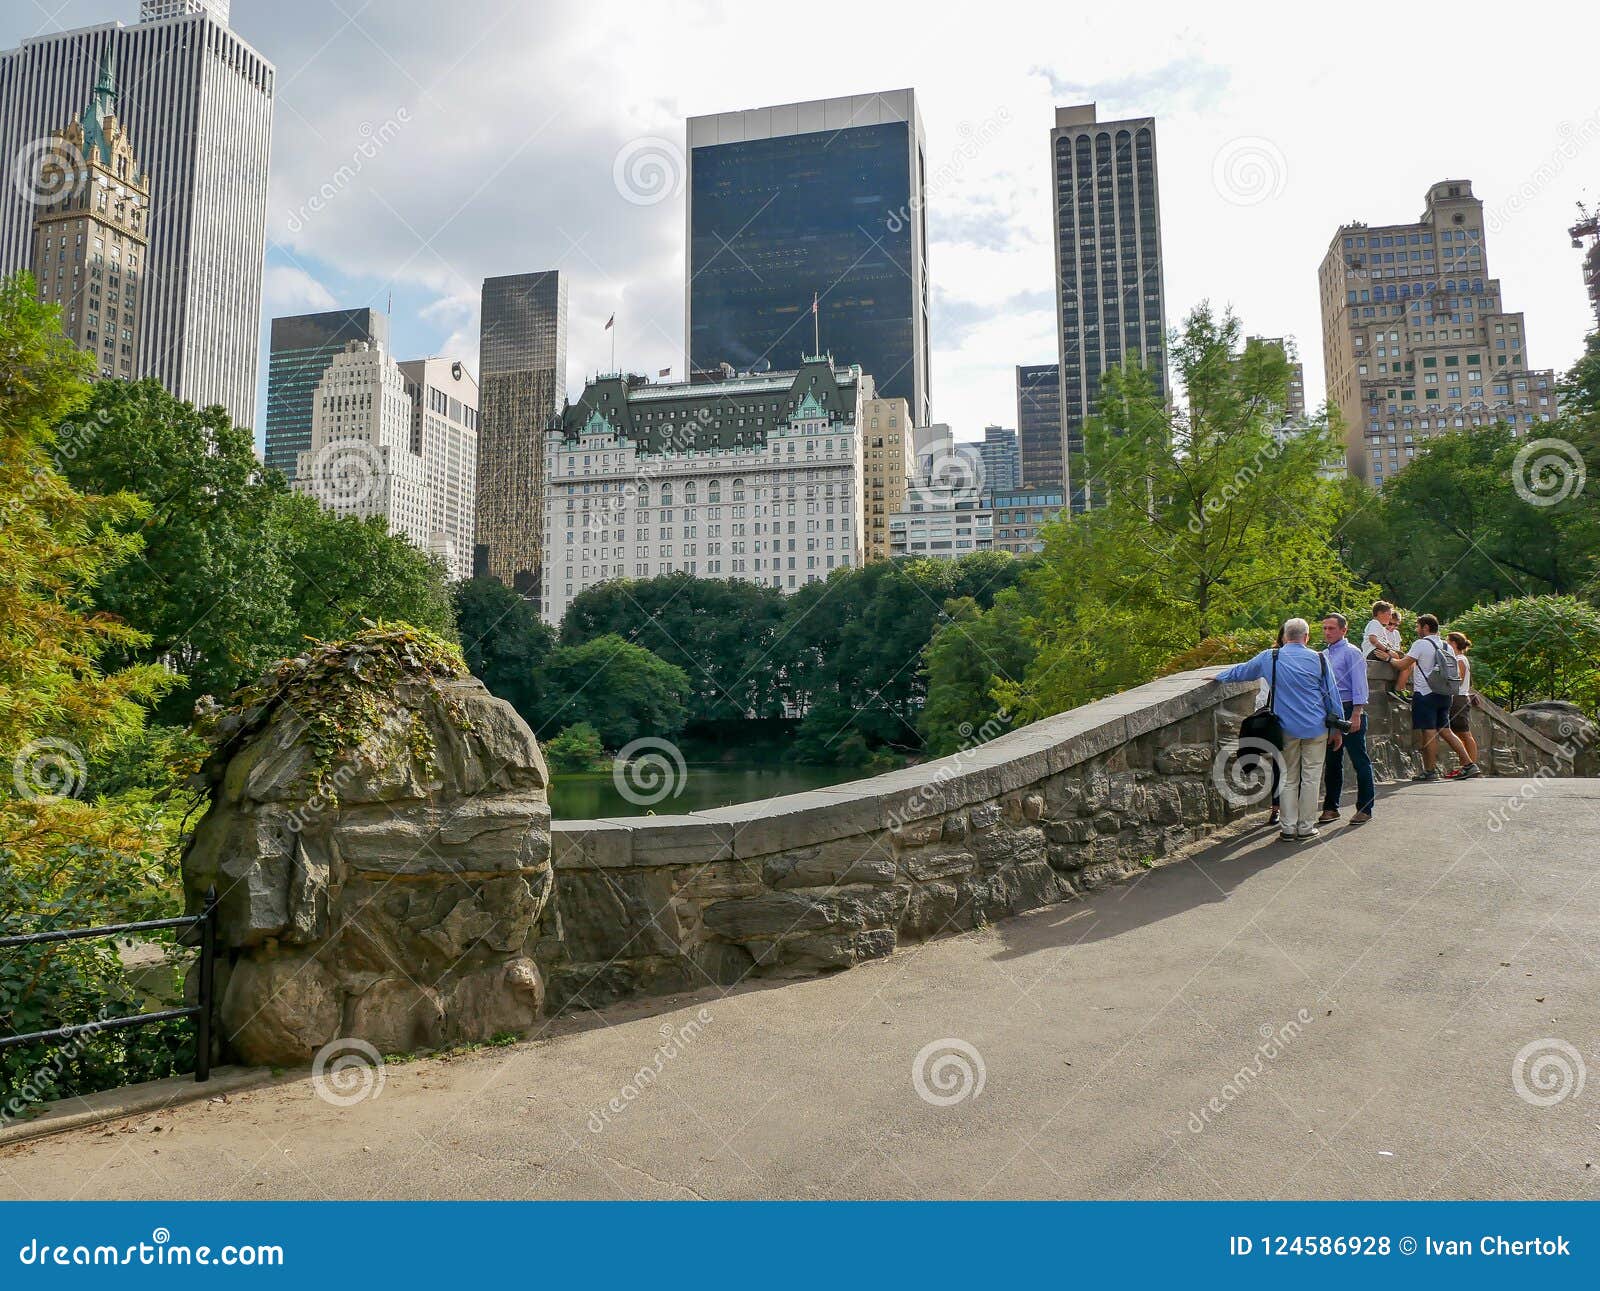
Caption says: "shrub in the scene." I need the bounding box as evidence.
[1450,595,1600,714]
[544,722,606,772]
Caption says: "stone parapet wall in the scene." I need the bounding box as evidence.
[539,671,1263,1012]
[1360,659,1584,780]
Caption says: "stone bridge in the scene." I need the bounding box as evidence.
[177,658,1590,1065]
[4,660,1597,1200]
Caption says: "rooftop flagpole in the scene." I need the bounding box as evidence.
[812,291,819,357]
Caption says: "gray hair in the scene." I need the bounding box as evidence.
[1282,617,1310,642]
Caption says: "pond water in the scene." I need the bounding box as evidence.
[547,761,876,820]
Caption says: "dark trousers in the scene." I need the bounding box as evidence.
[1323,701,1375,814]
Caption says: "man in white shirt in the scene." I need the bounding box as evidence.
[1393,613,1479,782]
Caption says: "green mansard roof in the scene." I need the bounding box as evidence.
[551,355,866,454]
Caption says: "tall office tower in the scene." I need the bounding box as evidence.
[686,90,930,425]
[264,308,388,479]
[977,425,1021,492]
[1,2,272,429]
[26,48,150,379]
[398,357,479,581]
[1319,179,1559,487]
[1244,336,1307,425]
[861,395,912,561]
[542,358,868,624]
[1015,362,1063,490]
[476,270,568,597]
[1050,104,1167,511]
[293,340,479,579]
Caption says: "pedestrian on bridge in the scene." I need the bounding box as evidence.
[1211,618,1346,842]
[1318,612,1375,825]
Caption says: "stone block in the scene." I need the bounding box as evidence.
[220,954,340,1066]
[1155,743,1214,776]
[555,868,682,963]
[900,882,961,940]
[901,847,977,882]
[968,802,1002,832]
[1044,817,1095,845]
[762,840,897,890]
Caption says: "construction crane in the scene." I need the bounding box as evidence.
[1571,201,1600,329]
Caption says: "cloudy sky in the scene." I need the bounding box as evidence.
[8,0,1598,445]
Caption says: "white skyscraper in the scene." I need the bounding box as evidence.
[0,1,273,428]
[399,356,479,582]
[295,341,478,581]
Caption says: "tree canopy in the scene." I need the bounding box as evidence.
[992,306,1374,720]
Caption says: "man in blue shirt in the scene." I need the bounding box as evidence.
[1211,618,1344,841]
[1318,612,1375,824]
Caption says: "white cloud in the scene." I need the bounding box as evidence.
[262,263,336,314]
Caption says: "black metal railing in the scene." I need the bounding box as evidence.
[0,886,218,1083]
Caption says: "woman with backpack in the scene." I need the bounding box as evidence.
[1393,614,1480,782]
[1443,631,1480,777]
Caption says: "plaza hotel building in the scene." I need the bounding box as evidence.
[541,357,870,625]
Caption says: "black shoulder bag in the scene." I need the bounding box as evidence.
[1239,648,1283,749]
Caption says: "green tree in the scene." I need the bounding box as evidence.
[1337,425,1593,619]
[533,634,689,749]
[267,492,456,652]
[560,573,789,721]
[779,552,1027,762]
[1451,595,1600,714]
[0,273,187,1108]
[919,593,1035,755]
[0,273,169,762]
[59,379,293,714]
[1007,307,1373,718]
[451,576,555,721]
[543,722,606,772]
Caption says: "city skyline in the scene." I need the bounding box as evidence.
[1,0,273,429]
[1,1,1594,455]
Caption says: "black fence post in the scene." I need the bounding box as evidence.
[195,886,217,1083]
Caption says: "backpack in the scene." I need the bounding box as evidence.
[1417,635,1462,697]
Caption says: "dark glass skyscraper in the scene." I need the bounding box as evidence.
[1051,104,1167,509]
[476,270,567,597]
[686,91,929,425]
[1015,362,1064,497]
[263,308,387,479]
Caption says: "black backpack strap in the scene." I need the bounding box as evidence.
[1267,647,1279,714]
[1319,650,1341,721]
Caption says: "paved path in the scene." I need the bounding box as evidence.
[4,781,1598,1201]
